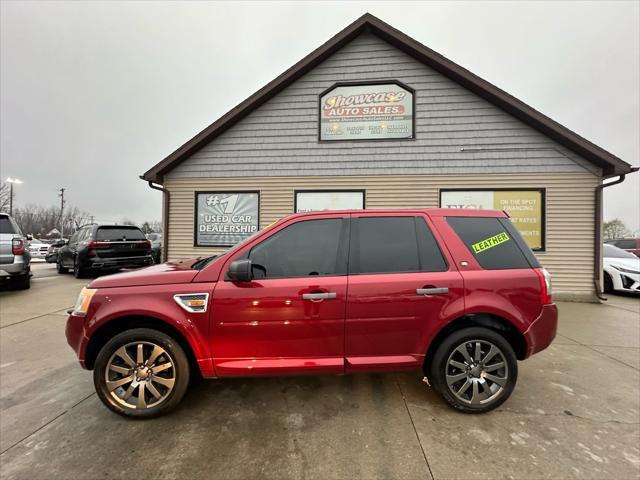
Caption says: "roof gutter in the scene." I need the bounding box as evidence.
[143,178,170,263]
[594,167,639,300]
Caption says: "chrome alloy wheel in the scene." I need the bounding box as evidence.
[445,339,508,406]
[105,341,176,409]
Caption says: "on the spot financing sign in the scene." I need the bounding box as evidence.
[320,83,413,141]
[196,192,259,246]
[440,190,544,250]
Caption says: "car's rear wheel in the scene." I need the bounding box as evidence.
[73,258,86,278]
[13,273,30,290]
[94,328,190,418]
[429,327,517,413]
[57,259,68,274]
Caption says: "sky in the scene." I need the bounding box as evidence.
[1,1,639,231]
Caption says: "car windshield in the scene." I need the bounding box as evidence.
[604,244,637,259]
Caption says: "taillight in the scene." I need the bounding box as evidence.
[135,240,151,249]
[86,241,111,249]
[12,238,25,255]
[535,268,553,305]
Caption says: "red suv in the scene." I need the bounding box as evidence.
[66,209,557,418]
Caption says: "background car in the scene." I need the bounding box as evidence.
[45,239,67,263]
[605,238,640,257]
[146,232,162,263]
[57,224,153,278]
[0,212,31,289]
[603,244,640,294]
[27,238,51,259]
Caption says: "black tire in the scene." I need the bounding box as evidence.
[57,260,68,274]
[94,328,190,418]
[73,257,86,278]
[603,272,613,293]
[13,273,31,290]
[429,327,517,414]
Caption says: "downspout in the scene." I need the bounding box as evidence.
[143,178,170,263]
[594,167,639,300]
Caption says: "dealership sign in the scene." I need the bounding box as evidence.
[319,82,414,141]
[440,190,544,250]
[195,192,259,246]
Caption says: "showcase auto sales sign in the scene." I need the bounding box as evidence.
[320,83,414,140]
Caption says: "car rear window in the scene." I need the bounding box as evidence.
[0,216,16,234]
[96,227,146,241]
[447,216,539,270]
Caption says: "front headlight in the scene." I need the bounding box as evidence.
[612,265,640,275]
[71,287,97,317]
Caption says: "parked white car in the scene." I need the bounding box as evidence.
[28,238,50,259]
[603,244,640,294]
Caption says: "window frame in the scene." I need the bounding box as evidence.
[246,217,350,280]
[348,215,449,276]
[439,188,546,252]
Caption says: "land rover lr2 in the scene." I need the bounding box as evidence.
[66,209,557,418]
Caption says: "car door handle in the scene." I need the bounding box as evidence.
[416,287,449,295]
[301,292,337,301]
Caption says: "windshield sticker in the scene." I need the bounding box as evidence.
[472,232,510,254]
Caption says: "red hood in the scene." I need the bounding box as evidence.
[89,258,200,288]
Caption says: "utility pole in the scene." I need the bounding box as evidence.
[59,188,66,238]
[90,215,95,224]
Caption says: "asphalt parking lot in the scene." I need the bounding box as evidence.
[0,262,638,480]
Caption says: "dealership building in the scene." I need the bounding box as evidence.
[142,14,636,301]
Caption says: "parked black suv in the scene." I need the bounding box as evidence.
[57,225,153,278]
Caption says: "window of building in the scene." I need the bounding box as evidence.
[295,190,364,213]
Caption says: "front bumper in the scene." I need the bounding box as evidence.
[523,304,558,358]
[65,314,89,369]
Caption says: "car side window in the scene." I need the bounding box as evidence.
[248,218,347,279]
[446,217,535,270]
[350,216,447,274]
[68,232,79,245]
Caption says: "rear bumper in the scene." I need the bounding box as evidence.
[65,314,89,369]
[88,255,153,270]
[0,256,30,279]
[523,304,558,358]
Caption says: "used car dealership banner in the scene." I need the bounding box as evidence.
[196,192,259,246]
[440,190,543,250]
[320,83,413,140]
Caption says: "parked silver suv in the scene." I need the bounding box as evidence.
[0,213,31,289]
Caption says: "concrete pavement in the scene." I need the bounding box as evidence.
[0,263,638,479]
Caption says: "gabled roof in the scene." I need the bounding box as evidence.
[142,13,634,183]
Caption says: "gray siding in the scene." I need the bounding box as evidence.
[167,33,600,179]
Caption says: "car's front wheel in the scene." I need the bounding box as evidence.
[429,327,517,413]
[94,328,190,418]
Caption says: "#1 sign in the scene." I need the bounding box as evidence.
[195,192,259,246]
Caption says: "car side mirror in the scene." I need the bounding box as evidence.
[227,259,253,282]
[26,234,33,241]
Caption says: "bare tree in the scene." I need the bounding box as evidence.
[603,218,630,240]
[13,203,91,238]
[0,182,10,213]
